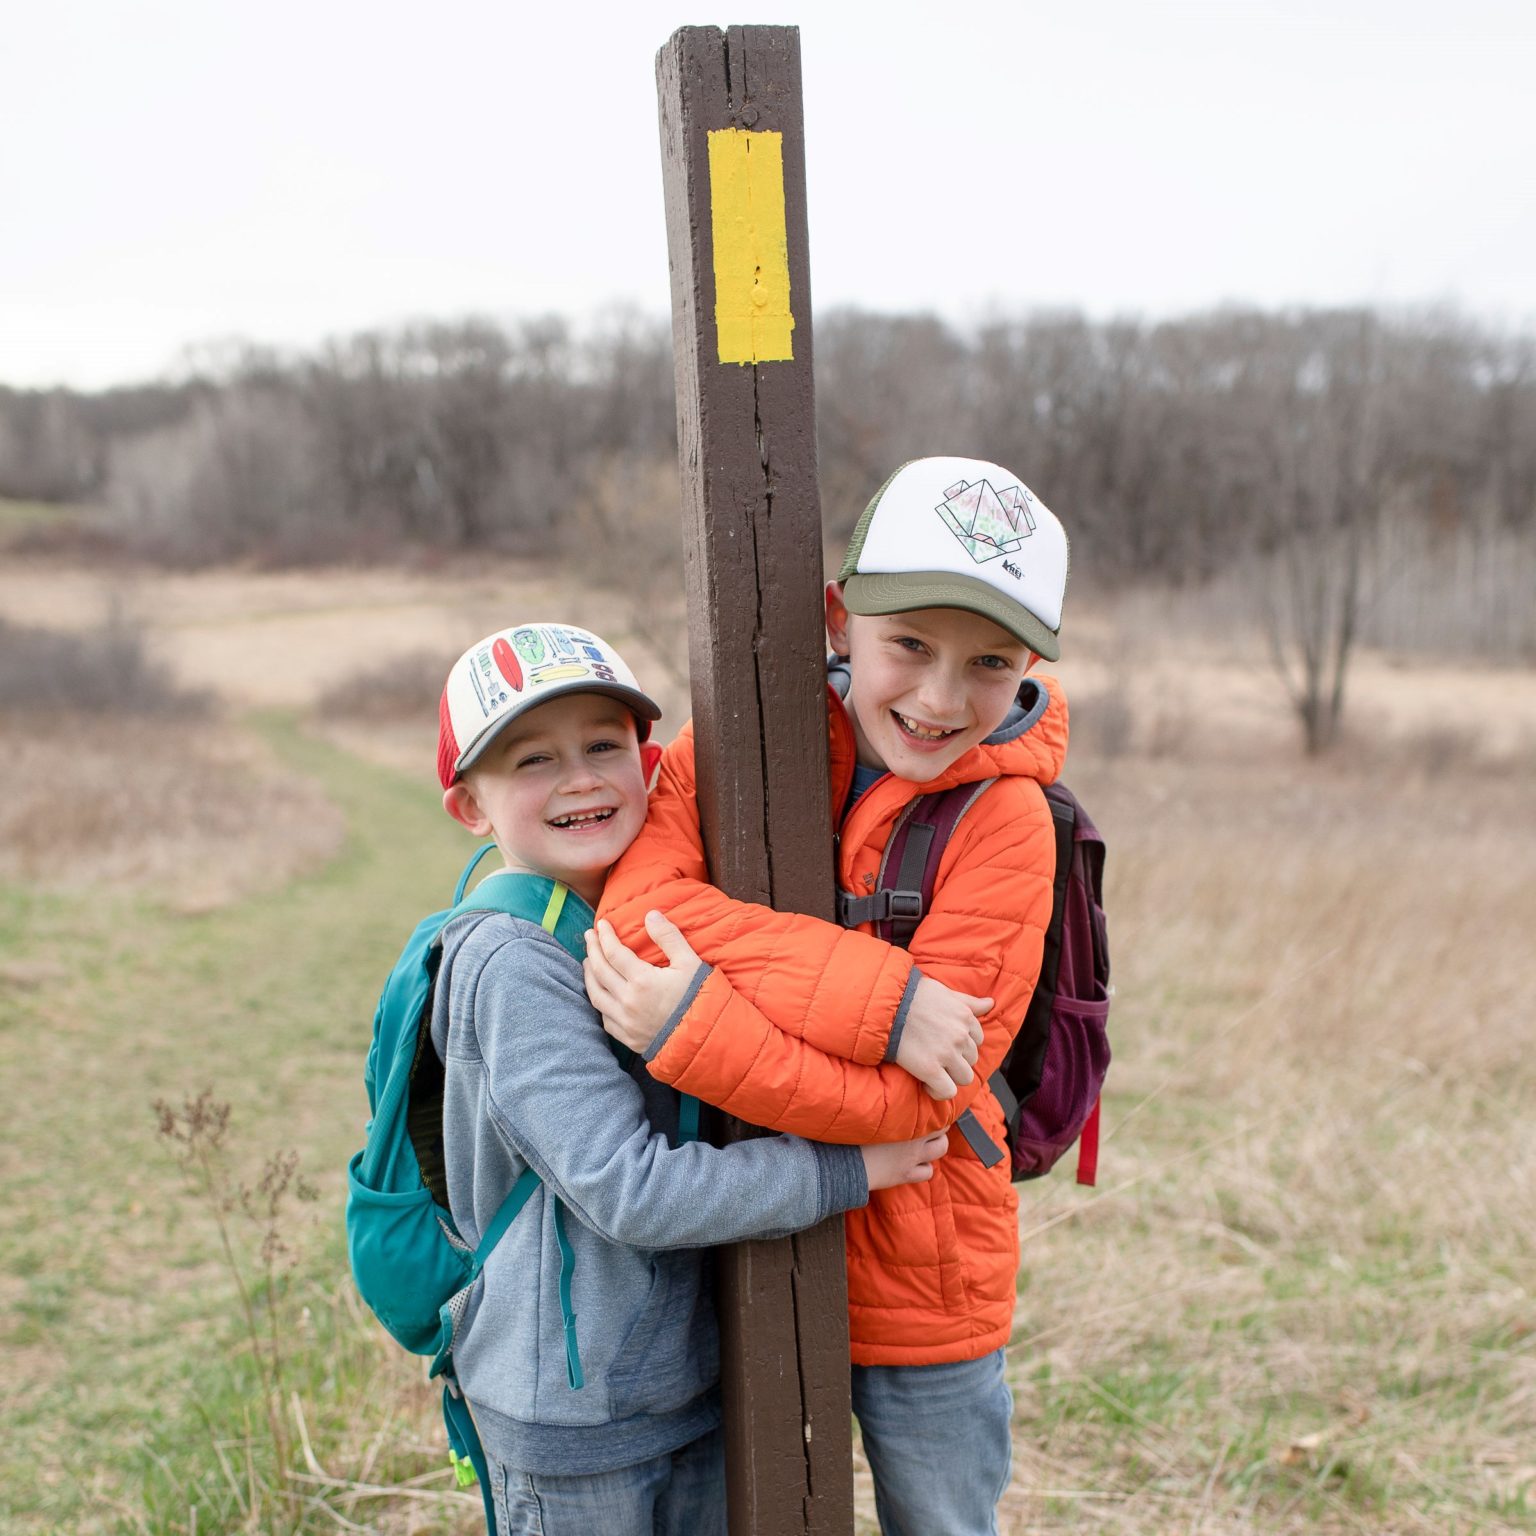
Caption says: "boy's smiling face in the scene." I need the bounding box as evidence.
[442,691,649,906]
[826,582,1036,781]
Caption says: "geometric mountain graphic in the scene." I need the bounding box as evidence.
[935,478,1037,564]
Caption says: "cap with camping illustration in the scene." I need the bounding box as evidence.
[437,622,661,789]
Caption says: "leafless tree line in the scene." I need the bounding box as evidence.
[4,306,1533,733]
[1,314,677,566]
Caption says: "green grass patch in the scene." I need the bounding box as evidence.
[0,714,485,1534]
[0,496,82,532]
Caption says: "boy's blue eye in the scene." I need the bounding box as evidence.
[977,655,1010,671]
[895,636,925,653]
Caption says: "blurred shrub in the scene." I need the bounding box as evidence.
[0,609,206,715]
[313,650,445,722]
[1071,683,1136,761]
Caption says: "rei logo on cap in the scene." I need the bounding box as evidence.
[936,477,1038,565]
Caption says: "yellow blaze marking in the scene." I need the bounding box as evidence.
[708,128,794,365]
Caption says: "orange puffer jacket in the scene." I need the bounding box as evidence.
[597,672,1069,1365]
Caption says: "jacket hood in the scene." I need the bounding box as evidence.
[826,655,1068,805]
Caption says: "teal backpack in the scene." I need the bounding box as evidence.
[345,847,602,1528]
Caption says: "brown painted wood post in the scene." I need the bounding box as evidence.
[656,23,854,1535]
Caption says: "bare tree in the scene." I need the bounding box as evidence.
[1254,312,1386,754]
[0,388,97,500]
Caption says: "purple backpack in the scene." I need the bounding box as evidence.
[838,781,1110,1184]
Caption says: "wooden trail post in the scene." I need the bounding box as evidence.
[656,24,853,1535]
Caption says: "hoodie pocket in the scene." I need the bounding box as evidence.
[606,1252,713,1418]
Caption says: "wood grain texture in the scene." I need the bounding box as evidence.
[657,23,853,1535]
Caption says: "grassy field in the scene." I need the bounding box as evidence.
[1,714,481,1533]
[1,555,1532,1534]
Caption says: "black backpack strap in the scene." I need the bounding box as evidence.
[836,811,933,941]
[953,1108,1006,1169]
[987,1069,1019,1127]
[885,817,938,946]
[838,780,997,946]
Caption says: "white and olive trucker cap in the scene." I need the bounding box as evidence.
[837,456,1069,661]
[437,622,661,789]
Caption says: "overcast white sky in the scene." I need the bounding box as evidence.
[4,0,1533,389]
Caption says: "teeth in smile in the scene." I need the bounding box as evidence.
[895,713,957,741]
[550,810,615,828]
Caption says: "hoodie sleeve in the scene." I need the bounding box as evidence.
[454,921,868,1246]
[598,732,1058,1144]
[598,722,914,1068]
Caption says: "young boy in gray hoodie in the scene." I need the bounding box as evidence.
[431,622,947,1536]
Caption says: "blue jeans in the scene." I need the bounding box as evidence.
[489,1424,725,1536]
[851,1349,1014,1536]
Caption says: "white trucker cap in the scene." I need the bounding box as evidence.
[837,456,1069,660]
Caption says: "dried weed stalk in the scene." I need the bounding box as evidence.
[153,1087,319,1532]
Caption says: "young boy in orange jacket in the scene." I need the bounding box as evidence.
[585,456,1070,1536]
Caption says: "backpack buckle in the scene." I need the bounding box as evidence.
[837,888,924,928]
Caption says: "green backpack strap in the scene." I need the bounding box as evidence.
[442,1379,498,1528]
[470,1167,541,1280]
[451,864,595,958]
[678,1093,700,1143]
[454,843,500,905]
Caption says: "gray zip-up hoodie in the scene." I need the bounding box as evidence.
[431,909,869,1476]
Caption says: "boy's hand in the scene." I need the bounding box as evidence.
[584,912,705,1054]
[861,1129,949,1190]
[897,976,991,1100]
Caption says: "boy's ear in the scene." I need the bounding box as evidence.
[824,580,853,655]
[1024,651,1042,675]
[442,780,492,837]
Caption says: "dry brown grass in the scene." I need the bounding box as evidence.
[982,717,1536,1532]
[0,711,342,910]
[0,596,344,908]
[0,552,694,778]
